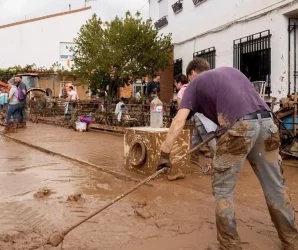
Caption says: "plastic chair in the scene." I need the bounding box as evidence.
[251,81,266,99]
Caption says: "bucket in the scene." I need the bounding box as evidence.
[75,121,87,132]
[282,116,298,130]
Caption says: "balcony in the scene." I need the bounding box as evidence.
[172,0,183,14]
[154,16,168,29]
[193,0,207,6]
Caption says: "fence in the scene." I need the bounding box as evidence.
[26,99,192,133]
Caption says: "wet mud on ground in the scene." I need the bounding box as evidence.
[0,123,298,249]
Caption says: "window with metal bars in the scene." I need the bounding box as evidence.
[193,0,206,6]
[154,16,168,29]
[172,0,183,14]
[173,58,183,77]
[193,47,216,69]
[233,30,271,95]
[289,18,298,95]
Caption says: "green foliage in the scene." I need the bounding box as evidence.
[105,11,172,77]
[72,12,172,98]
[0,63,75,83]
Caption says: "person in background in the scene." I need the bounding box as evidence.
[175,71,217,158]
[115,97,126,123]
[0,89,7,112]
[174,73,189,106]
[135,90,141,101]
[15,75,27,128]
[147,74,160,101]
[3,79,20,133]
[68,86,78,101]
[68,86,79,108]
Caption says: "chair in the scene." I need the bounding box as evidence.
[251,81,266,100]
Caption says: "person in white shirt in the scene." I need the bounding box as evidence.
[135,90,141,100]
[68,86,78,101]
[114,97,126,122]
[68,86,79,109]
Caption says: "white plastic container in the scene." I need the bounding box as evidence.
[150,95,163,128]
[75,121,87,132]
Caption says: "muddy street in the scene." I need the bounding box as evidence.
[0,124,297,250]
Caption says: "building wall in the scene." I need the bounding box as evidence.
[0,8,92,69]
[151,0,292,44]
[39,75,88,99]
[150,0,298,101]
[119,84,133,99]
[159,51,174,103]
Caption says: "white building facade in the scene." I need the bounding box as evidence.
[149,0,298,101]
[0,7,92,69]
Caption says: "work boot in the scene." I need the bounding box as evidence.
[11,125,17,133]
[283,235,298,250]
[220,243,242,250]
[3,125,11,134]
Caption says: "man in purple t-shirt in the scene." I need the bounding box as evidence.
[157,58,298,250]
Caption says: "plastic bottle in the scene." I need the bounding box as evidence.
[150,95,163,128]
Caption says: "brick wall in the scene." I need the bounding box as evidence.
[119,84,133,98]
[39,75,87,99]
[159,50,174,104]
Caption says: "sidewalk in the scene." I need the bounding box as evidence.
[3,122,142,180]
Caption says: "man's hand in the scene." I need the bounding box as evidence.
[157,152,172,171]
[161,108,190,153]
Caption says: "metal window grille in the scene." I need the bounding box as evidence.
[174,58,183,77]
[172,0,183,14]
[289,18,298,95]
[193,47,216,69]
[154,16,168,29]
[193,0,205,6]
[233,30,271,95]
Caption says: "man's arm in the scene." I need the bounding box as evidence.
[115,103,120,115]
[161,108,191,153]
[8,88,14,100]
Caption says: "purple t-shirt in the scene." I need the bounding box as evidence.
[179,67,269,133]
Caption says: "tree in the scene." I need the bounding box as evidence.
[105,12,172,77]
[72,14,110,93]
[72,12,172,100]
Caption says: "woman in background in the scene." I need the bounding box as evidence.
[174,73,189,106]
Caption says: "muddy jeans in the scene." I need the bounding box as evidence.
[6,103,20,126]
[213,115,298,250]
[19,102,26,123]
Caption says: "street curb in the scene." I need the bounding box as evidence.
[0,132,144,183]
